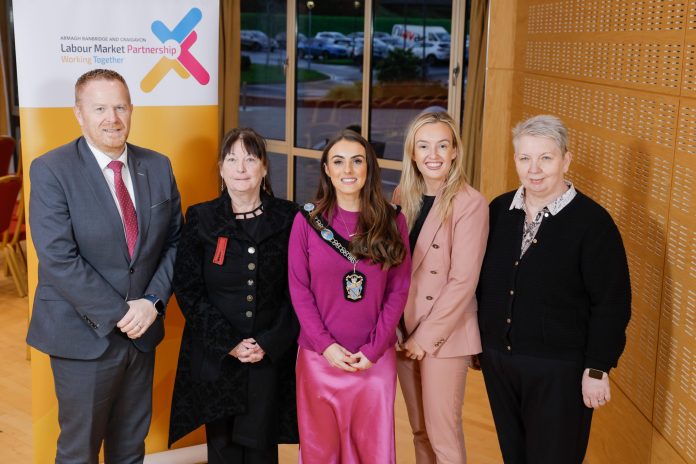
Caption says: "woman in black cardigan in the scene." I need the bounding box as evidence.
[169,128,299,463]
[477,115,631,464]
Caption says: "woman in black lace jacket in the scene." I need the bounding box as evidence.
[168,128,299,464]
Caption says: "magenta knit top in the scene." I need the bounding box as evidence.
[288,206,411,363]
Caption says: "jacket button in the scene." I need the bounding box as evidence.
[430,270,437,274]
[514,261,519,266]
[506,345,511,351]
[506,318,511,323]
[248,279,254,286]
[245,310,253,318]
[509,290,514,295]
[426,296,433,301]
[248,263,256,271]
[432,244,440,249]
[129,268,134,274]
[544,212,549,218]
[532,239,538,244]
[246,295,254,302]
[248,246,256,254]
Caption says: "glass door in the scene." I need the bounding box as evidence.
[237,0,470,201]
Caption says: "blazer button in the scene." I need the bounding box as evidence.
[514,260,519,266]
[248,263,256,271]
[246,295,254,302]
[247,279,254,286]
[509,290,514,295]
[507,345,512,351]
[245,310,253,318]
[532,239,538,244]
[129,268,134,274]
[430,270,437,274]
[248,246,256,254]
[432,244,440,249]
[426,296,433,301]
[506,318,511,324]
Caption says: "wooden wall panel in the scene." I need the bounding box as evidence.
[480,0,696,462]
[586,380,652,464]
[652,429,689,464]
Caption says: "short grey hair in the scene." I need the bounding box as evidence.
[512,114,568,154]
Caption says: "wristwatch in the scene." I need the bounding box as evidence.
[588,368,605,380]
[143,294,165,316]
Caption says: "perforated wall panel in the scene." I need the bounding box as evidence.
[512,1,696,462]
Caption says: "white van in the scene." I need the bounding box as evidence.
[391,24,450,48]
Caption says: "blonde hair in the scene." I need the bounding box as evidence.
[398,111,468,228]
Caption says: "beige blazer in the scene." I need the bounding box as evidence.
[395,184,489,357]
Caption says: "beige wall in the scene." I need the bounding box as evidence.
[480,1,696,463]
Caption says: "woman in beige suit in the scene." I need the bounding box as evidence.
[394,111,489,464]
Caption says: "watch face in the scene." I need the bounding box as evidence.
[589,369,604,379]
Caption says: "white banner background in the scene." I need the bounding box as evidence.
[14,0,218,107]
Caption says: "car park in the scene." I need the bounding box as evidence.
[314,31,348,41]
[275,31,306,49]
[349,38,392,62]
[240,30,278,51]
[298,37,350,60]
[408,40,450,64]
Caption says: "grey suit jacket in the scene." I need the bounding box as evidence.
[27,137,183,360]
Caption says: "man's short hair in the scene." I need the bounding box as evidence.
[74,69,130,104]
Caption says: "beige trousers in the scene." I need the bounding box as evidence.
[397,351,471,464]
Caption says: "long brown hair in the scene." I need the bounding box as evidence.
[310,130,407,270]
[219,127,274,196]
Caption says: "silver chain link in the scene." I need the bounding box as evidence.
[312,216,357,264]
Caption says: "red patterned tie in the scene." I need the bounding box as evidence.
[108,160,138,258]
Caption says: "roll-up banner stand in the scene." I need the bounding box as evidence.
[14,1,220,461]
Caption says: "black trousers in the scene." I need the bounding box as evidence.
[480,348,593,464]
[206,416,279,464]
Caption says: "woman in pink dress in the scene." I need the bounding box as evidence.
[288,130,411,463]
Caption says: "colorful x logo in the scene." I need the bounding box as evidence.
[141,8,210,93]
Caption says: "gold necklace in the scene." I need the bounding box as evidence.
[337,209,357,238]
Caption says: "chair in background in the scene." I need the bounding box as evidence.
[0,175,27,297]
[0,136,16,177]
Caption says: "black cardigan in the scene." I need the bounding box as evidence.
[169,191,299,446]
[477,190,631,372]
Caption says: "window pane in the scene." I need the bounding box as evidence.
[295,1,364,149]
[370,1,453,160]
[268,152,288,199]
[380,167,401,201]
[239,1,287,141]
[294,156,321,204]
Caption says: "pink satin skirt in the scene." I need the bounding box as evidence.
[296,347,397,464]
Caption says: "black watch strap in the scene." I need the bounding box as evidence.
[143,294,165,316]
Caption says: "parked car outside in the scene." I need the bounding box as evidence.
[240,30,278,51]
[314,31,348,40]
[298,37,350,60]
[347,31,391,41]
[349,38,392,62]
[409,40,450,65]
[275,31,306,49]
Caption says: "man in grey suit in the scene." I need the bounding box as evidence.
[27,69,182,464]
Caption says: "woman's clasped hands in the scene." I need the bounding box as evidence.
[322,343,374,372]
[230,338,266,363]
